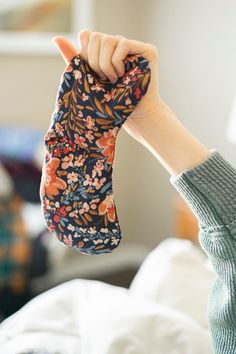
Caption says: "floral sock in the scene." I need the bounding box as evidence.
[40,53,151,255]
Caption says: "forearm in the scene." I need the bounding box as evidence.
[136,99,211,176]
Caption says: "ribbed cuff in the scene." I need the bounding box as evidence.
[170,149,236,229]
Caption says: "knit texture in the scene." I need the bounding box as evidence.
[170,149,236,354]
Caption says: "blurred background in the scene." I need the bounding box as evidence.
[0,0,236,322]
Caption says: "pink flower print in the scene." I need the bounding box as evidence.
[90,198,100,210]
[67,172,79,184]
[74,57,80,66]
[85,130,94,143]
[85,116,95,129]
[74,134,88,149]
[55,123,64,137]
[91,83,105,92]
[62,154,74,169]
[83,174,93,187]
[69,209,79,218]
[78,111,83,117]
[45,129,56,141]
[79,202,90,215]
[129,66,141,77]
[93,177,106,190]
[67,224,75,232]
[92,160,104,178]
[64,234,73,247]
[88,227,96,234]
[43,199,51,211]
[100,228,108,233]
[104,88,116,102]
[123,76,131,85]
[93,239,103,245]
[74,155,85,167]
[111,237,119,246]
[73,70,82,80]
[87,74,94,84]
[79,227,87,233]
[125,97,132,106]
[81,93,89,101]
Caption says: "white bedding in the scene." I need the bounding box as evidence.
[0,238,216,354]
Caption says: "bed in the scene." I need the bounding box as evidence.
[0,238,215,354]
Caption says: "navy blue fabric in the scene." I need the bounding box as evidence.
[40,53,151,255]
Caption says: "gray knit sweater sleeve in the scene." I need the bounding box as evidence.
[170,149,236,354]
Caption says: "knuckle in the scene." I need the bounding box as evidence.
[149,43,158,57]
[118,38,128,47]
[90,31,101,41]
[101,34,115,45]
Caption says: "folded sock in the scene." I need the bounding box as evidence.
[40,53,151,255]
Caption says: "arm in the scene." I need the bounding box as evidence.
[53,31,236,353]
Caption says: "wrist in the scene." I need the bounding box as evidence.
[132,100,211,176]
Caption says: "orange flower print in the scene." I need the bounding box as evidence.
[64,234,73,247]
[91,83,105,92]
[81,93,89,101]
[74,134,88,149]
[104,88,116,102]
[67,172,79,184]
[85,130,94,143]
[79,202,90,215]
[98,194,116,223]
[41,53,151,255]
[93,177,106,190]
[40,158,67,200]
[61,154,74,169]
[74,155,86,167]
[85,116,95,129]
[73,70,82,80]
[92,160,104,178]
[90,198,100,210]
[96,127,119,164]
[87,73,94,84]
[129,66,141,77]
[83,174,93,187]
[123,75,131,85]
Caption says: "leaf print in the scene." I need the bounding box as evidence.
[104,104,115,119]
[40,53,151,255]
[84,75,90,93]
[96,119,114,125]
[94,97,105,113]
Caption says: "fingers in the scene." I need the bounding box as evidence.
[78,29,91,62]
[55,30,158,83]
[99,35,121,82]
[52,36,78,65]
[87,32,106,81]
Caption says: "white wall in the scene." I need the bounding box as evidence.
[147,0,236,166]
[1,0,235,250]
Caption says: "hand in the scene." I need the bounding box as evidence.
[53,29,162,145]
[53,30,210,176]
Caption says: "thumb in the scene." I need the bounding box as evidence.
[52,36,78,65]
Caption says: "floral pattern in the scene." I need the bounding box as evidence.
[39,53,151,255]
